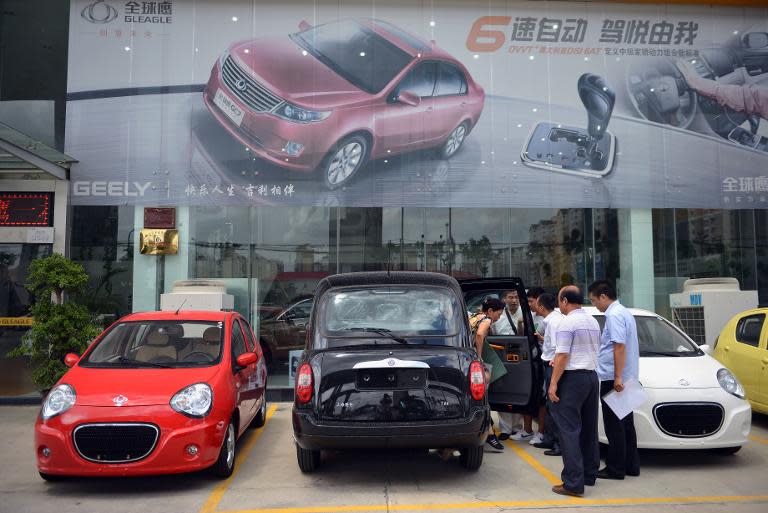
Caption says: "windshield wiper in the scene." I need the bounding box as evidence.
[342,327,409,344]
[117,356,174,368]
[640,351,687,357]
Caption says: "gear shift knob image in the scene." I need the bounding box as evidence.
[522,73,617,177]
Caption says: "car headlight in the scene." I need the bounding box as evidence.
[717,368,745,399]
[171,383,213,418]
[274,102,330,123]
[41,384,76,420]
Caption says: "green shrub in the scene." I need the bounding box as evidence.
[7,254,102,391]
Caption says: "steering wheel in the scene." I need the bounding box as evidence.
[182,351,215,363]
[626,57,698,129]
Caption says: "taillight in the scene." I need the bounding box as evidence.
[295,363,314,404]
[469,360,485,401]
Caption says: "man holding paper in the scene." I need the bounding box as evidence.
[588,280,641,481]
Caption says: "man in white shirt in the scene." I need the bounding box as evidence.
[548,285,600,498]
[535,293,564,456]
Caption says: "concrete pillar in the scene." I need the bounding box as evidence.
[162,206,191,292]
[617,209,655,311]
[131,207,158,312]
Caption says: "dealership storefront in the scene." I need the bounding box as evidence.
[1,0,768,396]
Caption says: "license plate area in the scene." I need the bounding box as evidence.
[356,368,427,390]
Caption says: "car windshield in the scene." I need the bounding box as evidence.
[319,286,461,345]
[292,20,413,94]
[80,321,224,368]
[594,315,701,356]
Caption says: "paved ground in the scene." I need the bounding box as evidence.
[2,404,767,513]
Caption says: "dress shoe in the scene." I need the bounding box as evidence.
[585,481,595,487]
[498,432,511,441]
[596,468,624,480]
[552,484,583,497]
[544,448,562,456]
[626,470,640,477]
[533,442,554,449]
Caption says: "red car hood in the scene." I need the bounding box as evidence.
[65,366,220,407]
[230,36,375,109]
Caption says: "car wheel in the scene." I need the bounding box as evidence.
[296,444,321,473]
[459,445,484,470]
[211,419,237,478]
[250,393,267,429]
[322,135,368,189]
[39,472,65,482]
[438,122,468,159]
[712,446,741,455]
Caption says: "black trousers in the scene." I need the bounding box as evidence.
[550,370,600,494]
[600,380,640,477]
[542,364,560,449]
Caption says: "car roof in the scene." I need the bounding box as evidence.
[358,18,455,61]
[580,306,659,318]
[316,271,463,298]
[118,310,234,322]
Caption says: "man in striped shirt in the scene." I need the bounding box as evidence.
[547,285,601,497]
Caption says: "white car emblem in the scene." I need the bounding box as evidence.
[113,395,128,407]
[235,79,247,91]
[387,359,396,367]
[678,379,690,387]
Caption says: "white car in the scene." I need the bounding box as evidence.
[586,307,751,453]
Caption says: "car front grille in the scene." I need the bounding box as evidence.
[221,56,283,113]
[653,402,724,438]
[73,423,159,463]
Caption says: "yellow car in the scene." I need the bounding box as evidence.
[714,308,768,414]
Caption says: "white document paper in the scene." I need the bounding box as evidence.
[602,379,648,420]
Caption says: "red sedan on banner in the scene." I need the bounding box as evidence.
[204,18,485,189]
[34,311,267,480]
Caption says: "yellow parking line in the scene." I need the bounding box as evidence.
[503,440,562,485]
[199,403,278,513]
[218,494,768,513]
[749,434,768,445]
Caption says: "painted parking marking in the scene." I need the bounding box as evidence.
[217,495,768,513]
[749,434,768,445]
[503,440,562,485]
[199,403,278,513]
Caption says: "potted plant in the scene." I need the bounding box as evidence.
[7,254,102,393]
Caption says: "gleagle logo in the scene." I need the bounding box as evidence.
[81,0,118,24]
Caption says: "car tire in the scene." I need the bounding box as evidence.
[322,135,368,189]
[438,122,469,159]
[210,419,237,479]
[459,445,484,471]
[250,394,267,429]
[39,472,65,482]
[296,444,321,473]
[712,446,741,455]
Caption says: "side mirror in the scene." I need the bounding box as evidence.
[298,20,311,32]
[236,352,258,369]
[396,91,421,107]
[64,353,80,368]
[699,344,712,355]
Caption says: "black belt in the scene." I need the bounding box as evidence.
[564,369,595,373]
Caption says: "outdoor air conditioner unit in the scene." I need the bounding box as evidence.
[669,278,757,348]
[160,280,234,311]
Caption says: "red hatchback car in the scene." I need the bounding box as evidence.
[203,18,485,188]
[34,311,267,480]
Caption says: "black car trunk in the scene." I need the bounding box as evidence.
[316,346,469,422]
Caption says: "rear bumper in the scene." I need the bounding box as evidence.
[292,407,489,450]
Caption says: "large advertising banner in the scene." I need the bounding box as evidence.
[67,0,768,208]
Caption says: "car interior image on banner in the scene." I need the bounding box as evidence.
[66,0,768,208]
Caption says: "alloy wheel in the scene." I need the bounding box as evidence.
[444,124,466,157]
[225,423,235,469]
[327,142,363,186]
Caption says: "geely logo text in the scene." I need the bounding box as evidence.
[113,395,128,407]
[81,0,118,24]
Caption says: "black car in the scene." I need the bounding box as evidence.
[291,272,542,472]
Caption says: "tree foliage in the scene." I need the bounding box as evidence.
[8,254,101,391]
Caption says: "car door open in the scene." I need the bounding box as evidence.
[459,278,543,414]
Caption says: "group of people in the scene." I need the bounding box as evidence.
[471,281,641,497]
